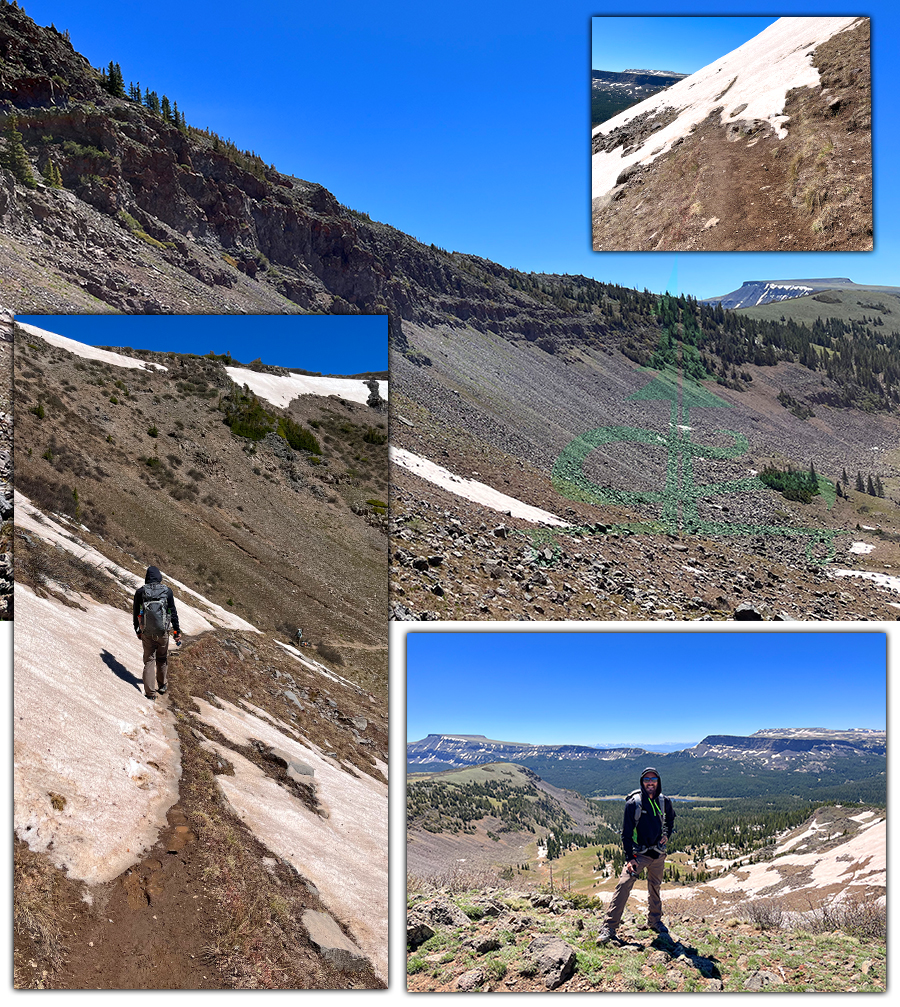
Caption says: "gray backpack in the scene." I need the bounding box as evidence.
[141,582,171,640]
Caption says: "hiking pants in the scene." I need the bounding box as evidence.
[142,634,169,697]
[603,852,666,928]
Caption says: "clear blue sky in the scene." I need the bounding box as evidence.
[592,17,779,75]
[16,315,388,372]
[406,632,886,745]
[21,2,897,301]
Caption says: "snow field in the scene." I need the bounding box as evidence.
[14,584,182,884]
[391,445,570,526]
[17,321,168,370]
[225,366,387,408]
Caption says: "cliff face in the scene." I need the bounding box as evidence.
[0,5,614,356]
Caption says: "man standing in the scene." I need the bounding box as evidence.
[133,565,182,701]
[597,767,676,943]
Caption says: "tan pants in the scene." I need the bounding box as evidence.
[142,634,169,697]
[603,852,666,928]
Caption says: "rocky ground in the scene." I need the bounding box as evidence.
[406,888,885,992]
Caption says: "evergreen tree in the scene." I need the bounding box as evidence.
[856,471,865,493]
[836,481,844,499]
[41,157,63,188]
[1,115,37,189]
[129,81,142,102]
[875,475,885,498]
[161,95,172,122]
[104,60,125,97]
[842,468,849,484]
[867,474,876,496]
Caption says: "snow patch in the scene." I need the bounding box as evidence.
[14,584,181,884]
[391,446,570,526]
[832,568,900,594]
[848,541,875,555]
[225,366,387,408]
[17,321,168,370]
[191,697,387,980]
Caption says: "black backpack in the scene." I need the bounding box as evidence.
[626,789,670,853]
[141,582,171,640]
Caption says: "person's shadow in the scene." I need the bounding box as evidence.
[101,649,142,691]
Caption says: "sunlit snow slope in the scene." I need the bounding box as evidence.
[591,16,861,201]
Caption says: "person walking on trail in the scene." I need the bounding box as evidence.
[597,767,676,943]
[133,565,182,701]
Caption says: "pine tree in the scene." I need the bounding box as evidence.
[856,471,865,493]
[867,475,876,496]
[161,95,172,122]
[875,475,885,498]
[842,468,849,484]
[41,157,63,188]
[105,60,125,98]
[1,115,37,188]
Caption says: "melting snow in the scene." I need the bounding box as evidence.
[591,17,862,201]
[832,568,900,594]
[225,366,387,408]
[705,817,885,898]
[848,541,875,555]
[275,640,362,691]
[191,697,387,980]
[17,321,168,370]
[14,584,181,883]
[391,446,570,526]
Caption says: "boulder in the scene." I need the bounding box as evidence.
[302,909,369,972]
[407,916,434,949]
[743,969,784,990]
[456,968,485,991]
[527,935,576,989]
[419,897,470,928]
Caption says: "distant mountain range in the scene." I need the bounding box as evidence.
[703,278,900,310]
[590,68,688,127]
[408,729,886,802]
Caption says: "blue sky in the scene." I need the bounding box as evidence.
[592,17,779,75]
[20,1,896,301]
[16,315,388,372]
[406,632,886,745]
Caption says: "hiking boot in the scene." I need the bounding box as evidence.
[145,692,156,701]
[157,684,168,695]
[596,926,617,945]
[648,921,669,935]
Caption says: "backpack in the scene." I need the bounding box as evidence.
[141,582,171,640]
[626,789,670,853]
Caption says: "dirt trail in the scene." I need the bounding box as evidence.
[54,783,225,990]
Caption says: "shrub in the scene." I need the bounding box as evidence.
[147,425,159,437]
[277,415,321,454]
[744,898,785,931]
[30,402,45,419]
[363,426,387,445]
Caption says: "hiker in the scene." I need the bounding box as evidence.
[597,767,676,943]
[133,565,182,701]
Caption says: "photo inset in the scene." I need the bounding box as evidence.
[591,16,872,251]
[13,314,388,988]
[407,631,885,992]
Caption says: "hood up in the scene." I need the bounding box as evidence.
[145,565,163,584]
